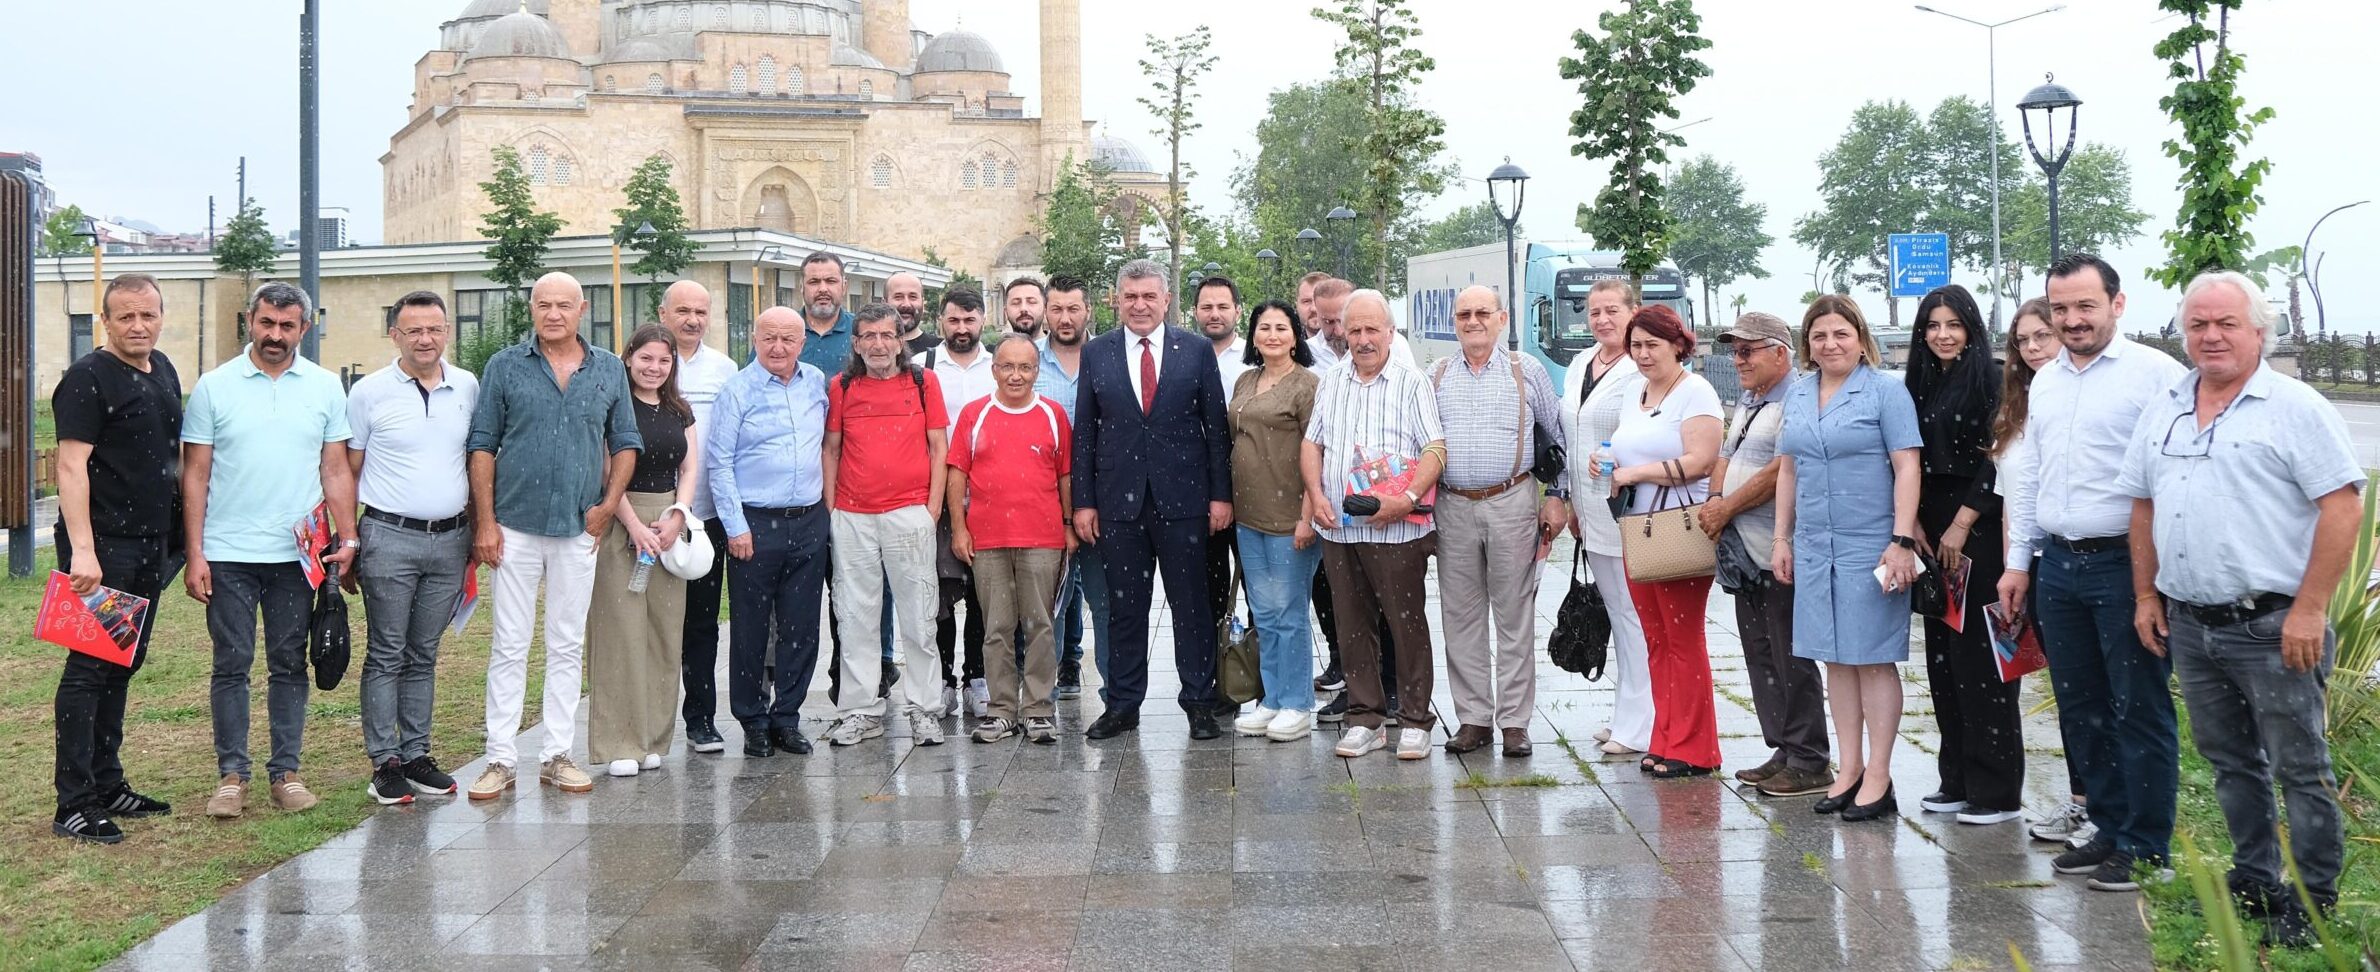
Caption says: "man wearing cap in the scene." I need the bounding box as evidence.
[1703,312,1832,798]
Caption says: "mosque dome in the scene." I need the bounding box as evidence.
[1091,135,1157,175]
[914,29,1004,74]
[831,43,886,70]
[458,0,549,19]
[607,37,677,62]
[468,10,571,59]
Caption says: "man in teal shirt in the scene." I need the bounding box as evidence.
[797,251,855,375]
[181,282,358,820]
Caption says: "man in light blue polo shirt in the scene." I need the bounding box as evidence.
[181,282,358,820]
[1037,275,1097,700]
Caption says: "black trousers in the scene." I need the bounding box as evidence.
[938,578,986,685]
[1734,570,1830,772]
[1919,486,2023,812]
[1206,525,1241,625]
[52,530,174,812]
[680,516,729,726]
[726,506,827,733]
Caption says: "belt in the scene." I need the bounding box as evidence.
[2176,592,2293,629]
[744,502,819,518]
[2051,534,2127,555]
[364,508,469,534]
[1441,471,1533,502]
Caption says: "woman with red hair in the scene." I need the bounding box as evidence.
[1586,305,1726,777]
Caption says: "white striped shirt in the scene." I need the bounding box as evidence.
[1304,362,1444,545]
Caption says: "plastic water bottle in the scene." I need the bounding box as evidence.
[1592,441,1616,498]
[629,550,656,594]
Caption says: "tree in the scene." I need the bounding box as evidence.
[2000,144,2150,300]
[214,198,279,314]
[2148,0,2287,288]
[1558,0,1713,280]
[469,145,563,371]
[1793,100,1931,327]
[1729,292,1748,320]
[1412,201,1514,254]
[1038,154,1129,304]
[1313,0,1449,288]
[1236,80,1373,279]
[1921,96,2023,279]
[1665,155,1770,328]
[37,204,89,259]
[1136,25,1218,320]
[613,154,699,316]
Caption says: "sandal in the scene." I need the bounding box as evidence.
[1639,755,1660,774]
[1650,759,1714,779]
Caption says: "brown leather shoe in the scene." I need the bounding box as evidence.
[1443,724,1492,754]
[1500,728,1532,758]
[1734,756,1787,785]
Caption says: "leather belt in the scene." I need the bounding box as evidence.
[2176,592,2292,629]
[744,503,819,518]
[364,508,469,534]
[1441,472,1533,502]
[2051,534,2127,555]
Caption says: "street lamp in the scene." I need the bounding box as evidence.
[1295,227,1323,274]
[2017,76,2081,264]
[2298,200,2366,339]
[1486,158,1529,351]
[1325,206,1356,281]
[1915,3,2065,327]
[77,218,103,334]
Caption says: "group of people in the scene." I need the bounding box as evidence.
[45,249,2361,944]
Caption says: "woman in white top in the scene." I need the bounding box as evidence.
[1588,304,1725,777]
[1560,279,1652,757]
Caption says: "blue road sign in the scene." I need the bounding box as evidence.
[1888,232,1952,298]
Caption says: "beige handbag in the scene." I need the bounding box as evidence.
[1620,461,1717,582]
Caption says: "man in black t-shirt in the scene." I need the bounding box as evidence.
[51,273,184,844]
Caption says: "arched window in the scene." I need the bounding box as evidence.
[729,63,747,93]
[857,78,873,99]
[960,160,977,190]
[646,72,664,94]
[602,74,617,92]
[870,155,893,188]
[1002,160,1018,188]
[527,145,551,184]
[674,6,691,30]
[983,152,1000,181]
[757,54,776,91]
[553,156,574,186]
[786,64,805,96]
[713,4,728,29]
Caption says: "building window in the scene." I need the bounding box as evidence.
[646,72,664,94]
[870,155,893,188]
[527,145,550,184]
[857,78,873,99]
[602,74,617,92]
[675,6,691,30]
[1002,160,1018,188]
[69,313,93,361]
[553,156,573,186]
[728,282,753,364]
[730,63,748,93]
[757,54,776,91]
[786,64,804,96]
[582,286,615,351]
[713,4,728,29]
[960,160,977,190]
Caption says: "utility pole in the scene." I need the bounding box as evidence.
[298,0,322,361]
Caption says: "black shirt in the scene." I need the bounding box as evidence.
[628,397,689,494]
[53,349,183,538]
[906,332,942,356]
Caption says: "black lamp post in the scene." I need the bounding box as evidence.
[1326,206,1356,281]
[2017,75,2081,263]
[1295,228,1323,274]
[1255,248,1280,294]
[2299,200,2367,340]
[1487,158,1529,351]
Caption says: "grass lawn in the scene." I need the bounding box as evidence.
[2144,704,2380,969]
[0,564,539,972]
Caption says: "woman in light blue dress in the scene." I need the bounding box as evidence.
[1774,295,1922,823]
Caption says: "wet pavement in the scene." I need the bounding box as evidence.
[108,543,2152,971]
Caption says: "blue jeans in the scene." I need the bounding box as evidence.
[2034,543,2178,861]
[2170,603,2344,903]
[206,561,315,782]
[1076,547,1117,705]
[1238,526,1321,712]
[1057,560,1086,671]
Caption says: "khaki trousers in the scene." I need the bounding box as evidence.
[586,491,687,764]
[1435,486,1542,730]
[974,547,1064,721]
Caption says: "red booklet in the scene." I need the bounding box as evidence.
[1340,446,1435,528]
[1985,602,2048,682]
[37,571,152,667]
[1939,554,1973,634]
[293,503,332,590]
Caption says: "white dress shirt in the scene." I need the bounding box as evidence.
[1213,336,1252,405]
[916,345,998,418]
[2004,334,2188,567]
[675,342,739,521]
[1121,326,1168,407]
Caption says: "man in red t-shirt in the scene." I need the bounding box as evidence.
[948,335,1075,744]
[822,305,950,746]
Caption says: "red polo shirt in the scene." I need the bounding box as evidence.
[827,369,948,513]
[948,395,1072,549]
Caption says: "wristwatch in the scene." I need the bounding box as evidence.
[1404,490,1421,506]
[340,538,360,550]
[1890,535,1916,550]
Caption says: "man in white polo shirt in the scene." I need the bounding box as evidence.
[660,280,740,754]
[347,291,478,806]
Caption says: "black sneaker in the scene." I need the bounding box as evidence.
[403,755,458,795]
[104,787,172,818]
[370,758,416,805]
[2085,850,2163,892]
[687,718,726,754]
[1384,696,1401,728]
[2052,837,2116,875]
[54,805,124,844]
[1316,693,1349,724]
[1314,667,1346,692]
[880,658,898,698]
[1058,659,1082,700]
[2262,902,2322,949]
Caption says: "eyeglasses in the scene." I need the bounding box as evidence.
[1729,341,1780,359]
[2158,407,2238,460]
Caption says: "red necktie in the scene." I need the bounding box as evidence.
[1138,337,1157,415]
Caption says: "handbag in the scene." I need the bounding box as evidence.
[657,503,715,580]
[309,564,352,691]
[1215,565,1263,705]
[1908,551,1949,617]
[1546,550,1612,680]
[1618,461,1716,583]
[1713,525,1763,595]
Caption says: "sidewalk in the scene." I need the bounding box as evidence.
[105,542,2151,971]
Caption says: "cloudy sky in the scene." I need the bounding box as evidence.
[8,0,2372,336]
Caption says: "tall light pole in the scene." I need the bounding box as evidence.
[1326,206,1357,282]
[1914,3,2064,328]
[1295,227,1323,275]
[2298,200,2366,340]
[2018,77,2082,263]
[298,0,322,361]
[1486,159,1529,351]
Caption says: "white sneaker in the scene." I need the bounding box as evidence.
[966,678,990,718]
[2030,800,2090,843]
[606,759,640,778]
[1234,706,1280,736]
[1396,728,1429,760]
[826,714,885,747]
[942,683,960,715]
[2067,818,2100,850]
[1335,725,1385,758]
[640,753,662,771]
[1265,709,1313,742]
[909,706,946,746]
[1957,808,2025,825]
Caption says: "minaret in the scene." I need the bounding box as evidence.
[863,0,913,72]
[1038,0,1085,186]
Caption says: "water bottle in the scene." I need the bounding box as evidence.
[628,549,656,594]
[1592,441,1616,498]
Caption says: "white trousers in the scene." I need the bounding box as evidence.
[485,526,598,766]
[830,506,944,719]
[1587,550,1655,752]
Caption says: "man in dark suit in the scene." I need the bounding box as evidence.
[1071,259,1234,740]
